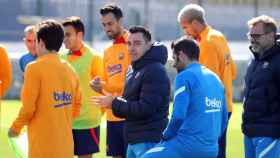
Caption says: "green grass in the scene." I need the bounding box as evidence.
[0,100,108,158]
[0,101,244,158]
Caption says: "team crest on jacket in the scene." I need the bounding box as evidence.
[225,54,231,65]
[135,72,141,79]
[118,52,124,60]
[262,61,269,68]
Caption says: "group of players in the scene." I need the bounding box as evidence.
[1,2,280,158]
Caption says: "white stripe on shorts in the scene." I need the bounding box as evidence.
[259,140,278,158]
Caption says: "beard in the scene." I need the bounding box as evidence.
[106,30,121,40]
[250,41,263,53]
[250,41,266,54]
[107,33,116,40]
[172,58,184,73]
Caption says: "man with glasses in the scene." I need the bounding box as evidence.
[19,25,37,72]
[242,15,280,158]
[177,4,236,158]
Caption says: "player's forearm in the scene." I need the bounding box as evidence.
[162,118,183,140]
[11,107,35,134]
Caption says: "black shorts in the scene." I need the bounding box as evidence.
[72,127,100,155]
[107,121,128,157]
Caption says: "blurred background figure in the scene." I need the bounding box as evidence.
[0,45,12,131]
[0,45,12,98]
[19,25,37,72]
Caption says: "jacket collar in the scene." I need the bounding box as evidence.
[250,43,280,60]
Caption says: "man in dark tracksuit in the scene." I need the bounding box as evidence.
[91,26,170,158]
[243,15,280,158]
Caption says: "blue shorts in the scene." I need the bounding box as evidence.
[244,135,280,158]
[141,138,217,158]
[72,127,100,155]
[107,121,127,157]
[127,142,157,158]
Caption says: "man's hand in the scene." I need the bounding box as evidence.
[8,128,19,138]
[89,77,105,94]
[90,92,115,109]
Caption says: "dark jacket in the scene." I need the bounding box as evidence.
[112,42,170,144]
[242,42,280,138]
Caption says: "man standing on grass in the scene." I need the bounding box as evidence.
[0,45,12,98]
[19,25,37,72]
[0,44,12,131]
[60,16,104,158]
[91,26,170,158]
[242,15,280,158]
[8,19,81,158]
[177,4,236,158]
[90,5,130,158]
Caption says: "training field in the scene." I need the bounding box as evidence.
[0,100,244,158]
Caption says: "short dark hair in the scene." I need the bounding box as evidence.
[171,36,199,60]
[129,26,152,42]
[62,16,85,34]
[100,5,123,20]
[36,19,64,52]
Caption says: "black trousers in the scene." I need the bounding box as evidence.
[217,112,232,158]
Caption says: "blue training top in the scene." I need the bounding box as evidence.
[19,52,37,72]
[163,63,228,152]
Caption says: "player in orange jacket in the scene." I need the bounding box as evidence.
[90,5,131,158]
[0,45,12,97]
[8,20,81,158]
[0,44,12,132]
[177,4,237,158]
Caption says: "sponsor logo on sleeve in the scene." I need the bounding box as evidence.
[118,52,124,60]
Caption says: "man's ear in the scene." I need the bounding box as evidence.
[179,50,190,64]
[178,51,186,61]
[191,19,200,28]
[77,31,84,40]
[117,17,123,26]
[38,39,45,48]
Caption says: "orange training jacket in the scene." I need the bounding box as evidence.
[198,26,237,112]
[11,54,81,158]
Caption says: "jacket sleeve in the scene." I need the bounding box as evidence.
[220,92,228,138]
[19,56,25,72]
[0,46,12,97]
[199,40,221,77]
[162,74,189,140]
[11,65,40,134]
[112,65,169,119]
[90,53,104,80]
[230,57,237,80]
[72,75,82,118]
[274,57,280,90]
